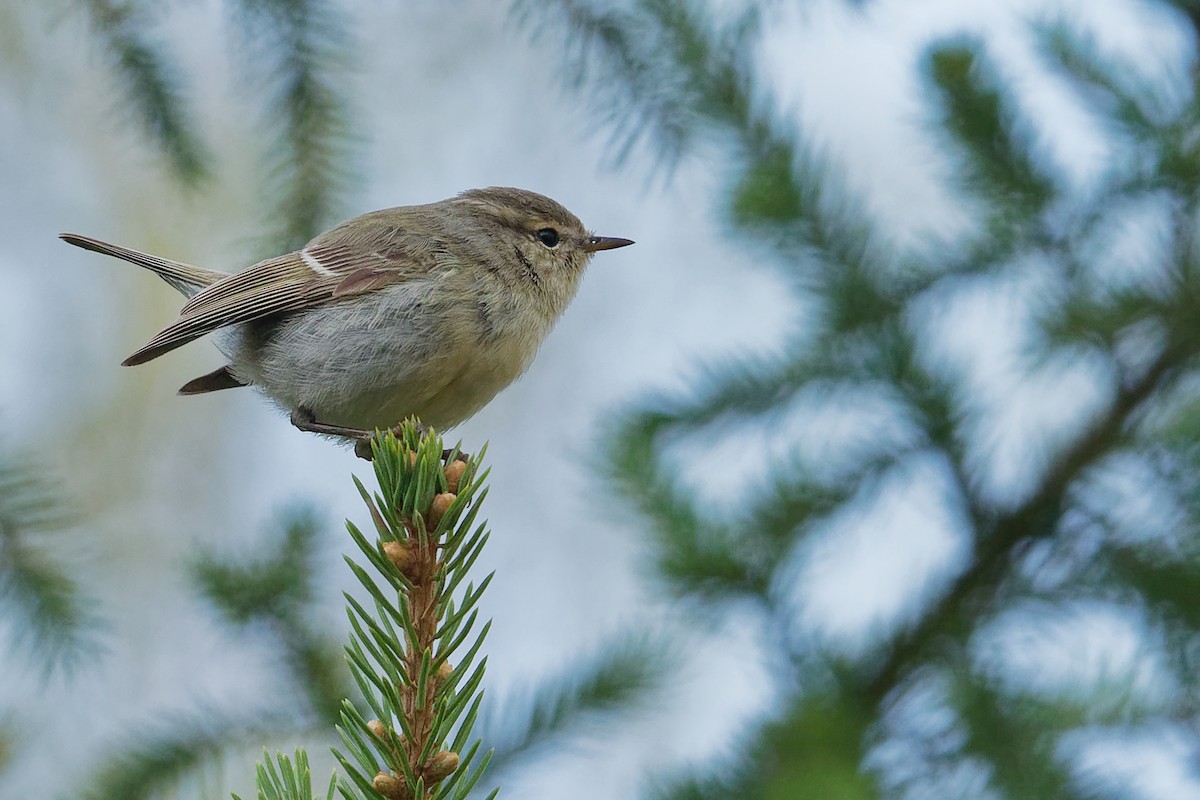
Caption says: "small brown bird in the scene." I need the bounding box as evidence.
[61,187,633,448]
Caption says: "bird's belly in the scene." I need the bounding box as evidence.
[337,352,527,430]
[221,292,541,431]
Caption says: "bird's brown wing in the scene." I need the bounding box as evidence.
[122,237,417,366]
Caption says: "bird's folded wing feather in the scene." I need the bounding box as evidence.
[122,239,413,366]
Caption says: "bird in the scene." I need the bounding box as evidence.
[61,187,633,452]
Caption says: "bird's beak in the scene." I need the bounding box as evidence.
[584,235,635,253]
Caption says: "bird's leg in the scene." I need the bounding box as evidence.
[290,407,376,458]
[290,406,373,439]
[289,407,468,463]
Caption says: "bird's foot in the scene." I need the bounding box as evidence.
[290,407,468,463]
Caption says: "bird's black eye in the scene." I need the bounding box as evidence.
[536,228,560,248]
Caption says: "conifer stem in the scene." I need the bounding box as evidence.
[402,522,441,772]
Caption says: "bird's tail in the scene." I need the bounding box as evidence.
[59,233,228,298]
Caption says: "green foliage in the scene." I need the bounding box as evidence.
[4,3,670,797]
[73,424,651,799]
[48,0,1200,797]
[528,0,1200,797]
[194,508,350,720]
[235,750,336,800]
[230,0,356,253]
[731,143,805,226]
[950,675,1078,800]
[80,0,209,183]
[83,709,303,800]
[194,508,322,626]
[1039,23,1161,142]
[332,425,496,800]
[479,635,664,774]
[78,511,343,800]
[1108,544,1200,627]
[650,693,880,800]
[76,0,355,250]
[0,445,94,668]
[514,0,757,169]
[927,43,1055,218]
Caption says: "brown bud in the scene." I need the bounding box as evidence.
[382,541,416,578]
[427,492,456,529]
[443,460,467,493]
[367,719,387,739]
[404,450,419,468]
[373,771,411,800]
[422,750,460,783]
[437,660,454,683]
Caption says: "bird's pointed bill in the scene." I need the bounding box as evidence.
[583,236,635,252]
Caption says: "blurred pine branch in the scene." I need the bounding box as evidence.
[81,0,209,184]
[193,507,350,720]
[78,0,356,251]
[84,709,309,800]
[230,0,356,253]
[0,444,96,669]
[81,509,344,800]
[478,635,665,778]
[526,0,1200,797]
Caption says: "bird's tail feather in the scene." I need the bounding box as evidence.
[59,233,228,298]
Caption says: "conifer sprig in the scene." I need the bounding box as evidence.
[237,424,496,800]
[335,424,496,800]
[248,749,336,800]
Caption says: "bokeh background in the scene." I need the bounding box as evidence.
[4,0,1200,798]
